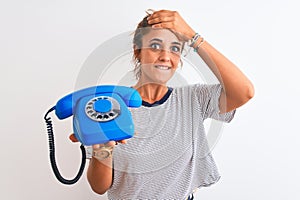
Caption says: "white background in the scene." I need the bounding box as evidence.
[1,0,299,199]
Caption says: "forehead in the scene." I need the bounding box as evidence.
[142,29,182,45]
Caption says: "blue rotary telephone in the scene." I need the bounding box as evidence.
[44,85,142,185]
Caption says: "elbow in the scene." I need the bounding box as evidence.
[87,175,111,195]
[222,81,255,112]
[239,82,255,105]
[89,182,110,195]
[93,189,106,195]
[86,159,113,195]
[245,82,255,101]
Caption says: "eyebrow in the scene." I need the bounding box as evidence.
[149,38,182,46]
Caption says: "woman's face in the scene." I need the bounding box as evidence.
[137,29,183,85]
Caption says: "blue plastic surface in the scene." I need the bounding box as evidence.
[93,99,112,113]
[55,85,142,119]
[54,85,142,145]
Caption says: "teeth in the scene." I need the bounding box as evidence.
[155,65,170,70]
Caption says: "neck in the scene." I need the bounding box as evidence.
[133,82,168,104]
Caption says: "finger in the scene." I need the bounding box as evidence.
[92,137,130,150]
[105,141,116,146]
[92,144,101,149]
[148,10,177,22]
[92,140,118,150]
[151,22,175,29]
[148,17,174,26]
[69,133,79,143]
[148,10,174,19]
[117,139,127,144]
[92,141,113,149]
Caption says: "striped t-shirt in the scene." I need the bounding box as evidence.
[107,84,235,200]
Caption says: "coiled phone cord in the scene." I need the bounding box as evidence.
[44,106,86,185]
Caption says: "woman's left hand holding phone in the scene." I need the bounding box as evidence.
[69,133,126,161]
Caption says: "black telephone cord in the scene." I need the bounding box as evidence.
[44,106,86,185]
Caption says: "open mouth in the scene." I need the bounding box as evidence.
[154,65,171,70]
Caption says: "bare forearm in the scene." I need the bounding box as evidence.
[195,40,254,112]
[87,157,113,195]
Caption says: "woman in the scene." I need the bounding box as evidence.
[74,9,254,199]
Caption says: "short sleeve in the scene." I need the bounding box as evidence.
[194,84,236,122]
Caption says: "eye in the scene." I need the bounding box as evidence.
[150,43,161,50]
[171,46,181,53]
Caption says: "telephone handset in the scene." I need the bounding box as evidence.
[44,85,142,185]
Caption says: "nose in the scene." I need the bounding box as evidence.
[158,50,171,62]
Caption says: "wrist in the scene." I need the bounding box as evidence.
[92,146,114,161]
[187,31,206,53]
[192,37,205,52]
[187,30,196,41]
[89,155,113,169]
[187,32,201,47]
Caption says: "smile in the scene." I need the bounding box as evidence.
[154,65,171,70]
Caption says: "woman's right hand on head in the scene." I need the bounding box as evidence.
[146,9,195,41]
